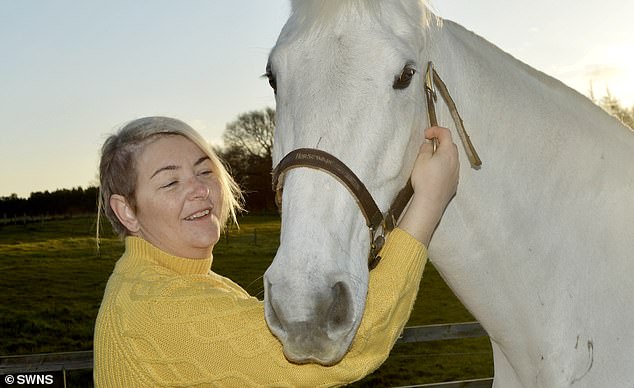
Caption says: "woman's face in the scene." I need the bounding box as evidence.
[127,135,222,258]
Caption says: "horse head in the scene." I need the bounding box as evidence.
[263,0,436,365]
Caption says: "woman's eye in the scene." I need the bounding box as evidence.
[198,170,213,176]
[161,181,178,189]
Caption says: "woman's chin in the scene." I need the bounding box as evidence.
[193,226,220,247]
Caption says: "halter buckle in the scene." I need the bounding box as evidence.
[369,224,386,270]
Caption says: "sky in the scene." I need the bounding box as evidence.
[1,0,632,198]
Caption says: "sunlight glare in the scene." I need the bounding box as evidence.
[586,43,634,107]
[552,42,634,108]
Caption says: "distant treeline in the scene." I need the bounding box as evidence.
[0,187,99,219]
[0,177,274,221]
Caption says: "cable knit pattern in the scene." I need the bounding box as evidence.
[94,228,427,387]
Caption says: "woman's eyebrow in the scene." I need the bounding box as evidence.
[194,156,211,166]
[151,165,179,179]
[150,156,210,179]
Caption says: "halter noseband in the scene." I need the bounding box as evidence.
[271,148,413,270]
[271,62,481,270]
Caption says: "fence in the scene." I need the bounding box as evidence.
[0,322,492,387]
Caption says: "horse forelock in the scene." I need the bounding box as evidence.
[287,0,437,35]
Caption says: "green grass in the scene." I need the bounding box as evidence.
[0,215,492,386]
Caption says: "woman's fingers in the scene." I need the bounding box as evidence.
[424,126,452,146]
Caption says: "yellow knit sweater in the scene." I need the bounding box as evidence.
[94,228,427,387]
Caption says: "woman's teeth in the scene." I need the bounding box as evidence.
[185,209,210,220]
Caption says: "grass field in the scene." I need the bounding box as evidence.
[0,215,492,387]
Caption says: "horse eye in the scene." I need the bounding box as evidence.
[393,65,416,90]
[265,63,277,94]
[266,72,277,94]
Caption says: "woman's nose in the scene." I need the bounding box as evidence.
[189,178,210,200]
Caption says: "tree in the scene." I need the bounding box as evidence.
[589,85,634,130]
[599,91,634,130]
[0,186,98,219]
[219,108,277,212]
[223,107,275,160]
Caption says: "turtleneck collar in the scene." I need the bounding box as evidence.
[123,236,212,275]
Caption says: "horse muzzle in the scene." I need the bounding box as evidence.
[264,278,357,365]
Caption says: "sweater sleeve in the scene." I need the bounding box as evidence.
[94,228,427,387]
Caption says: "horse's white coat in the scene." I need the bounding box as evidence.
[264,0,431,365]
[264,0,634,385]
[428,19,634,388]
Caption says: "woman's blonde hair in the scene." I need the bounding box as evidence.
[98,116,243,239]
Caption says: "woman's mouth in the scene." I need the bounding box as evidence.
[184,208,211,221]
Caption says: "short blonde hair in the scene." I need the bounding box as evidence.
[98,116,243,238]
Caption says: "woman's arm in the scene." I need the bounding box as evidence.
[399,126,459,245]
[94,234,426,387]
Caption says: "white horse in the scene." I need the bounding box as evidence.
[263,1,634,386]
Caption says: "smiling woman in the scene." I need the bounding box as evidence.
[97,116,241,241]
[110,136,223,259]
[92,115,459,387]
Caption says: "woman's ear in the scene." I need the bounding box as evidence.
[110,194,140,233]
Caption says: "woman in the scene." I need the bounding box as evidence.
[94,116,459,387]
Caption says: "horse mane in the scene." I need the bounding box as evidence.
[288,0,438,35]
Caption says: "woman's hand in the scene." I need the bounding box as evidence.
[398,126,459,246]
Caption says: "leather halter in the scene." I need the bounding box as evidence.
[272,149,413,270]
[271,61,481,270]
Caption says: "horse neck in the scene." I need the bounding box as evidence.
[430,20,631,148]
[423,19,634,359]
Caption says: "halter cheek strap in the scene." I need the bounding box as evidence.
[271,62,481,270]
[425,62,482,168]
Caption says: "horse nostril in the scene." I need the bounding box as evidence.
[327,281,353,333]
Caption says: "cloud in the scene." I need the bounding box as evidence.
[582,63,625,80]
[550,43,634,106]
[553,62,625,80]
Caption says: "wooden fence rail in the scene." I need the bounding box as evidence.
[0,322,492,387]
